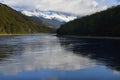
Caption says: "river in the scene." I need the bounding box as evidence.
[0,34,120,80]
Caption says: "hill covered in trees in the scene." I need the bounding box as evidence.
[57,5,120,37]
[0,3,55,34]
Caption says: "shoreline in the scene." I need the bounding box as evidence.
[0,34,31,36]
[57,35,120,40]
[0,33,56,36]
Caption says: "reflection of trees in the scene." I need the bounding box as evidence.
[58,37,120,72]
[0,45,14,61]
[0,36,24,61]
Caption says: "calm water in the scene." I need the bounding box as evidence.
[0,34,120,80]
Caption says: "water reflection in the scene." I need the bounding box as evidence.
[0,34,95,75]
[58,37,120,72]
[0,34,120,80]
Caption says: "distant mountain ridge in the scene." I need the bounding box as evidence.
[57,5,120,37]
[21,10,78,28]
[0,3,55,34]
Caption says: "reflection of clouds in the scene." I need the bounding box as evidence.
[113,70,120,74]
[0,34,95,75]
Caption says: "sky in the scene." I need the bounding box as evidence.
[0,0,119,15]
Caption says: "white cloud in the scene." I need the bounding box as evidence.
[0,0,108,15]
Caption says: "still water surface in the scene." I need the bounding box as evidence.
[0,34,120,80]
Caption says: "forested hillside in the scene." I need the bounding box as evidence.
[57,5,120,37]
[0,3,55,34]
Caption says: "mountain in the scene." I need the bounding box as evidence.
[57,5,120,37]
[0,3,55,34]
[21,10,77,28]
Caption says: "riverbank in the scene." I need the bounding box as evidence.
[57,35,120,40]
[0,33,55,36]
[0,34,32,36]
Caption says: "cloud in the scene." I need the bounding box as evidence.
[0,0,108,15]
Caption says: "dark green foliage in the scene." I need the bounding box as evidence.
[0,3,55,34]
[57,5,120,37]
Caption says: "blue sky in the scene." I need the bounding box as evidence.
[96,0,118,6]
[0,0,119,15]
[103,0,117,6]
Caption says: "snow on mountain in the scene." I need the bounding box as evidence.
[21,10,77,22]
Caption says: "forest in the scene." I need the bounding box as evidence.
[57,5,120,37]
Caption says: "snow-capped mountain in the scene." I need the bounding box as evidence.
[22,10,77,22]
[20,9,78,28]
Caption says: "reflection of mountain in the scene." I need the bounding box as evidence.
[0,36,25,61]
[0,34,95,75]
[1,34,120,75]
[58,37,120,72]
[0,45,14,61]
